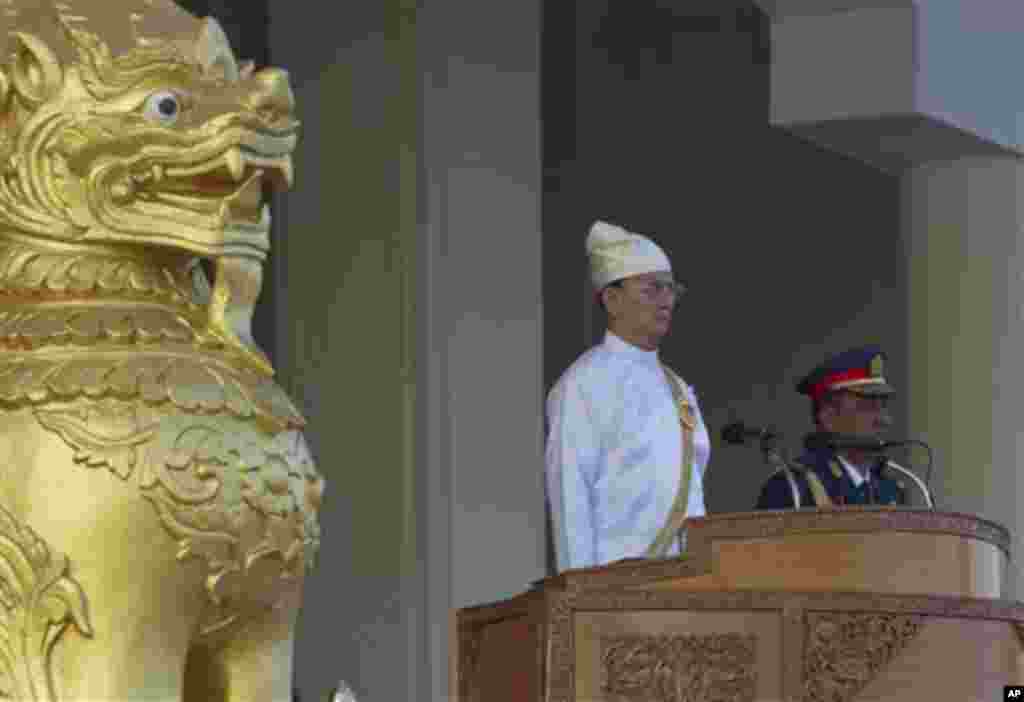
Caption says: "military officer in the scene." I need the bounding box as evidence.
[755,346,907,509]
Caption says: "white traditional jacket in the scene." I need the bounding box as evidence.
[545,332,710,572]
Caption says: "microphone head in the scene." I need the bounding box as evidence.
[802,432,834,452]
[721,422,748,445]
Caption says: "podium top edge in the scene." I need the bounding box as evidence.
[534,507,1012,589]
[685,507,1010,547]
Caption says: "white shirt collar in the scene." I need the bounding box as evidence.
[603,331,660,362]
[836,454,870,486]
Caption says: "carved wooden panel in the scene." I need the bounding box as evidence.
[802,612,923,702]
[600,633,757,702]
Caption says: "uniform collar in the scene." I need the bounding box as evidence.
[603,331,660,363]
[801,447,872,487]
[835,454,869,486]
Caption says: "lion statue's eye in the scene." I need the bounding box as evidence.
[142,91,182,124]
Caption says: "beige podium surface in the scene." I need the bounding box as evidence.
[455,508,1024,702]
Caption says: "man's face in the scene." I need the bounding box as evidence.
[604,271,682,345]
[821,391,892,438]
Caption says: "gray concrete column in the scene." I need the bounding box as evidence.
[756,0,1024,594]
[419,3,543,702]
[903,157,1024,581]
[266,4,421,699]
[267,0,543,700]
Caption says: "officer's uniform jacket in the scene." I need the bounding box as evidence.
[756,447,906,510]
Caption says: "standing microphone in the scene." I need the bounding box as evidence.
[721,421,781,446]
[805,433,937,508]
[802,432,894,453]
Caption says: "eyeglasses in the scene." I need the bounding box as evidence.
[622,280,685,303]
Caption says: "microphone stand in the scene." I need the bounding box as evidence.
[811,438,937,510]
[759,438,807,509]
[863,450,936,510]
[883,457,936,510]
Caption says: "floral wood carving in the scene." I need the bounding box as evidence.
[1013,622,1024,650]
[0,502,93,701]
[803,612,923,702]
[523,587,1024,702]
[601,633,757,702]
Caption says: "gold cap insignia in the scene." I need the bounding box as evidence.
[869,353,884,379]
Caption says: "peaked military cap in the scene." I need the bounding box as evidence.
[796,345,894,400]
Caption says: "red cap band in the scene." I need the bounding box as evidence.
[808,368,870,400]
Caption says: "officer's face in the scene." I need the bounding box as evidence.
[823,391,892,437]
[604,272,681,347]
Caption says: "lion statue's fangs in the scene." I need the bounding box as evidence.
[0,2,324,700]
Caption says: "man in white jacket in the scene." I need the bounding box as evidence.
[545,220,709,573]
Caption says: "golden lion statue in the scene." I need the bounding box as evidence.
[0,1,324,699]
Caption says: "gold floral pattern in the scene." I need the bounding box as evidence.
[35,400,322,635]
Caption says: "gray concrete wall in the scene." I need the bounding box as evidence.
[418,0,544,699]
[268,0,543,699]
[903,157,1024,591]
[267,2,420,699]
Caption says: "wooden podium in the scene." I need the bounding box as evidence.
[455,507,1024,701]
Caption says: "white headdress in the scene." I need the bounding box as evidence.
[586,220,672,290]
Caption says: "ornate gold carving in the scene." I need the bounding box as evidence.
[0,2,297,371]
[601,633,756,702]
[0,13,296,254]
[35,401,322,632]
[0,240,197,304]
[0,1,320,698]
[802,612,923,702]
[0,502,92,701]
[0,352,305,431]
[0,307,198,347]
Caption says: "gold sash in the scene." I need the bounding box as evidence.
[646,365,697,558]
[805,471,834,508]
[793,458,835,508]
